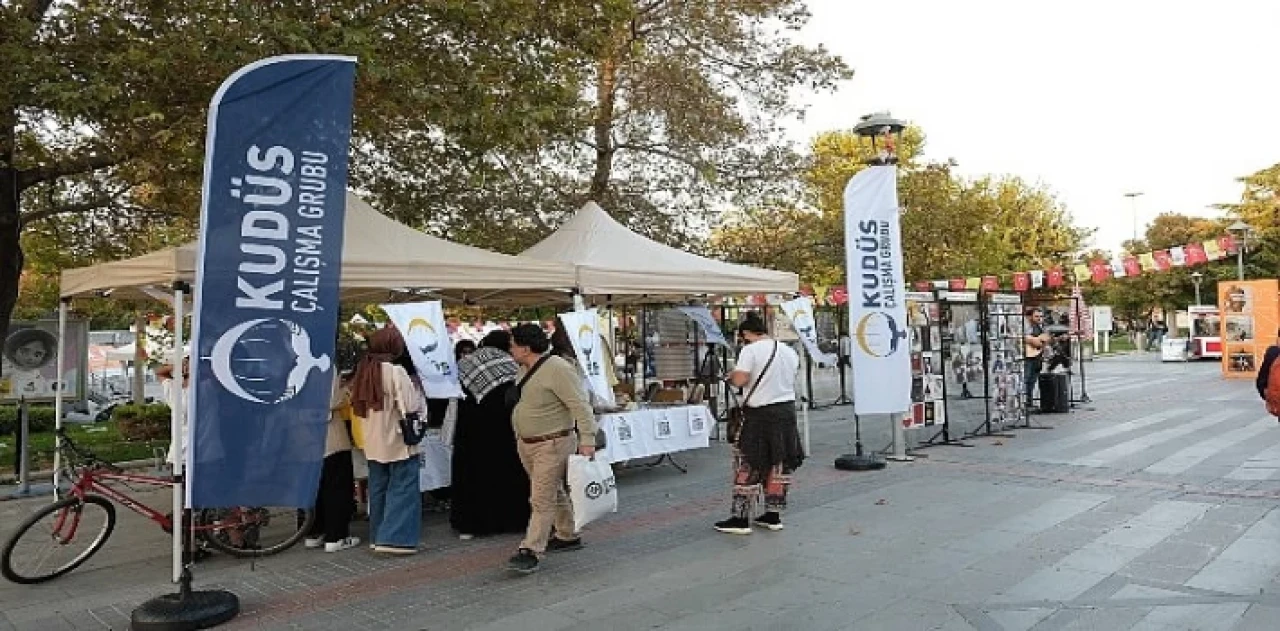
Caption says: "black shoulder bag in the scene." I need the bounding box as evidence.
[726,341,778,444]
[505,354,551,410]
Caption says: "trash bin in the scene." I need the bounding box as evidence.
[1039,373,1070,413]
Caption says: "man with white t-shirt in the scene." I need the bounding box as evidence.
[715,313,804,535]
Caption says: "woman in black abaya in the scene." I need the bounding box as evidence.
[450,331,531,539]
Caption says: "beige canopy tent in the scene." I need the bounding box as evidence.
[521,202,798,300]
[60,192,576,305]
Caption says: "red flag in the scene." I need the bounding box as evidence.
[829,286,848,305]
[1012,272,1030,292]
[1047,267,1064,288]
[1152,250,1172,271]
[1089,259,1111,283]
[913,281,932,291]
[981,276,999,291]
[1122,256,1142,276]
[1184,242,1208,265]
[949,278,966,291]
[1218,235,1237,255]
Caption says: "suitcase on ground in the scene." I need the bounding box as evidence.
[1039,372,1070,413]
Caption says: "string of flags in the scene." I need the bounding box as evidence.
[789,234,1239,307]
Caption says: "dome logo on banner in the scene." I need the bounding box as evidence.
[407,317,439,354]
[855,312,906,358]
[577,323,599,376]
[208,318,331,404]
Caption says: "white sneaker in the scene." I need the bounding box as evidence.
[459,534,474,541]
[325,537,361,553]
[304,537,323,549]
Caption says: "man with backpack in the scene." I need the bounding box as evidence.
[1256,333,1280,416]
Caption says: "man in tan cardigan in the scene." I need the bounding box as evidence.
[505,323,598,574]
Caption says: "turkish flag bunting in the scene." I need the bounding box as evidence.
[1218,235,1238,255]
[1012,272,1030,292]
[1123,256,1142,276]
[981,276,999,291]
[1047,267,1064,287]
[1184,242,1208,265]
[1152,250,1172,271]
[913,281,932,291]
[829,286,849,306]
[949,278,966,291]
[1089,260,1111,283]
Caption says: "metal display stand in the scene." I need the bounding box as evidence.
[966,292,1023,438]
[905,292,971,449]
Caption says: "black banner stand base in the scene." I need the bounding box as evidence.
[131,567,239,631]
[835,414,886,471]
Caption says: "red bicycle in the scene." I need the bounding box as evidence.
[1,428,314,584]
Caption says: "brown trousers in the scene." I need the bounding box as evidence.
[516,434,578,554]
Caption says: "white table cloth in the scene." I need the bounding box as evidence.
[596,405,712,464]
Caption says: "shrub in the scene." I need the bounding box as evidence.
[0,405,58,436]
[113,404,172,441]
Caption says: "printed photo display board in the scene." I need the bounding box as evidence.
[1219,279,1279,379]
[985,294,1026,428]
[939,292,985,431]
[904,292,945,429]
[1,319,89,402]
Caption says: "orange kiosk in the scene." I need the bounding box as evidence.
[1219,280,1279,378]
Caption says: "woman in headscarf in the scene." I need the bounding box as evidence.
[350,326,423,554]
[449,330,531,539]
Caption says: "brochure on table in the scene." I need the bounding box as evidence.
[596,405,712,464]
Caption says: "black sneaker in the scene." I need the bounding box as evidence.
[714,517,752,535]
[507,548,540,574]
[754,512,784,531]
[546,537,584,553]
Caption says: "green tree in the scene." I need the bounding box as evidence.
[1084,212,1235,325]
[1218,162,1280,280]
[713,127,1087,284]
[1,0,623,377]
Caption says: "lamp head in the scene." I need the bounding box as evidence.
[853,112,906,165]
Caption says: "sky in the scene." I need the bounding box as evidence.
[790,0,1280,255]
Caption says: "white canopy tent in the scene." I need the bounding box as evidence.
[60,192,577,305]
[521,202,798,300]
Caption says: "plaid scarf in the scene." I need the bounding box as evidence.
[458,347,519,401]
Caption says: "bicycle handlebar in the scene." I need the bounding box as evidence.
[54,428,123,473]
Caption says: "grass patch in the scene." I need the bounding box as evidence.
[0,422,167,471]
[1096,334,1139,355]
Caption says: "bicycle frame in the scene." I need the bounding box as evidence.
[68,467,176,531]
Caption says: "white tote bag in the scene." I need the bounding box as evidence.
[567,454,618,531]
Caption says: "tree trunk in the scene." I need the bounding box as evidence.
[0,166,20,382]
[588,49,620,204]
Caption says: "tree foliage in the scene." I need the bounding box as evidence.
[1085,212,1235,324]
[0,0,631,370]
[3,0,848,362]
[712,127,1087,284]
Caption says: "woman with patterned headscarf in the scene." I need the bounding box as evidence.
[350,326,424,554]
[449,330,531,539]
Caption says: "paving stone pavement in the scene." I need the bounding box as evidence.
[4,354,1280,629]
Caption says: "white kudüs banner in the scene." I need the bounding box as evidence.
[844,165,911,415]
[557,308,616,407]
[780,296,837,366]
[382,301,462,399]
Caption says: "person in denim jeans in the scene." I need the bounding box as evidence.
[350,327,424,554]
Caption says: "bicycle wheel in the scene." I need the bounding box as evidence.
[197,507,314,558]
[1,495,115,584]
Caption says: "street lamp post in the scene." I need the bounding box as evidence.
[1191,272,1203,306]
[1227,220,1252,281]
[1124,192,1144,245]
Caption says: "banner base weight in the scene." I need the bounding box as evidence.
[835,453,886,471]
[131,570,239,631]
